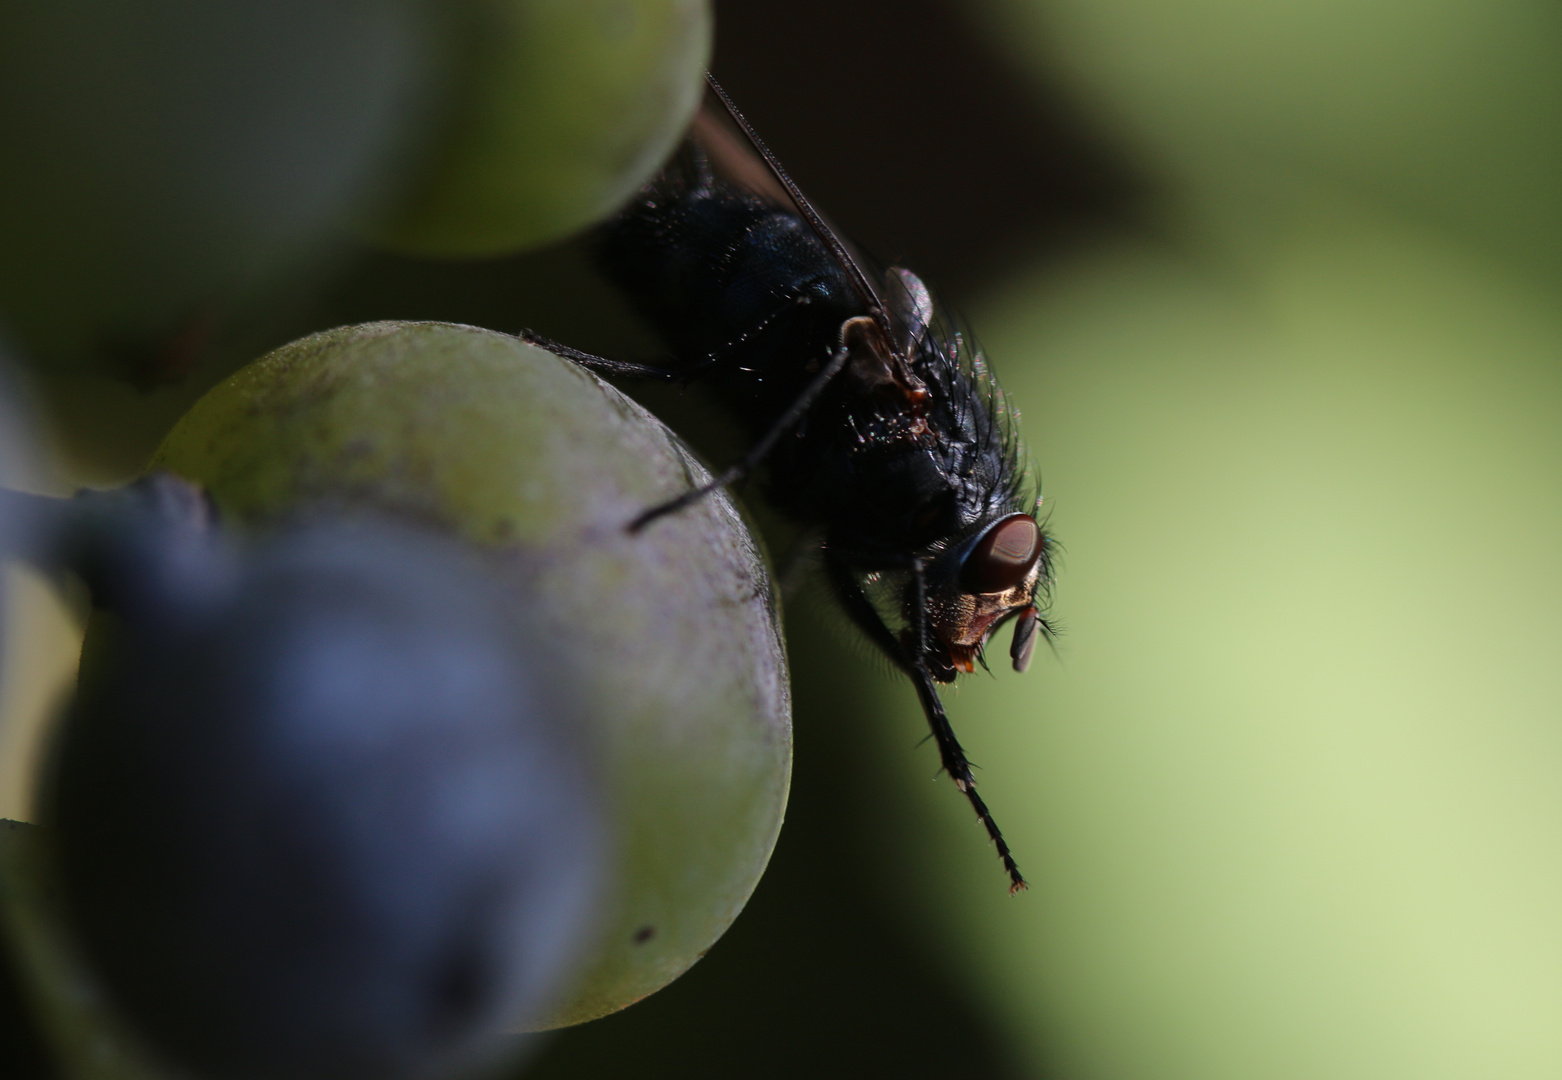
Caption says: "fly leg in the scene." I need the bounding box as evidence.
[519,329,680,382]
[907,657,1027,894]
[532,292,831,531]
[527,290,814,386]
[825,553,1028,894]
[628,338,851,532]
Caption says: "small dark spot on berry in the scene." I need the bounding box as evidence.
[632,925,655,945]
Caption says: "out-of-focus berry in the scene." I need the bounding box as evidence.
[46,514,605,1080]
[370,0,711,257]
[0,0,437,382]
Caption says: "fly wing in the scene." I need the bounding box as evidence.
[684,86,941,389]
[687,91,874,273]
[692,77,890,325]
[686,100,795,210]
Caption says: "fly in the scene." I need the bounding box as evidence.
[524,75,1055,893]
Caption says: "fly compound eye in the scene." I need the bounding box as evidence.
[1011,606,1040,673]
[959,514,1042,594]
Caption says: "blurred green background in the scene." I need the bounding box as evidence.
[5,0,1562,1077]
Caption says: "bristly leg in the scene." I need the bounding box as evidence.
[830,554,1027,893]
[628,341,853,533]
[526,309,858,545]
[909,664,1026,893]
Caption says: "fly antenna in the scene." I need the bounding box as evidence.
[703,74,900,355]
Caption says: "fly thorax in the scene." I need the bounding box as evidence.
[839,315,929,420]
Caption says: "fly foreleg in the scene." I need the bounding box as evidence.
[826,554,1028,894]
[907,661,1027,894]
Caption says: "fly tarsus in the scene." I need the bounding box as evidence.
[960,778,1028,895]
[913,663,1027,894]
[627,474,731,533]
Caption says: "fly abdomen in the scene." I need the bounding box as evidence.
[595,146,860,423]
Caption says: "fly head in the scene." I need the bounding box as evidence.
[911,510,1052,682]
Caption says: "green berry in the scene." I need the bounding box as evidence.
[150,321,791,1027]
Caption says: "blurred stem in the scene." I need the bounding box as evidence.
[0,476,227,625]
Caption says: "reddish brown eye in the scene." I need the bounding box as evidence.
[959,514,1041,594]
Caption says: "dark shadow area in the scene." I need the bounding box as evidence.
[0,940,56,1080]
[709,0,1147,304]
[0,827,60,1080]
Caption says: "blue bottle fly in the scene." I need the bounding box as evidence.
[526,76,1055,893]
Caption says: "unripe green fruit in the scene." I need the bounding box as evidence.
[150,321,791,1027]
[371,0,711,256]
